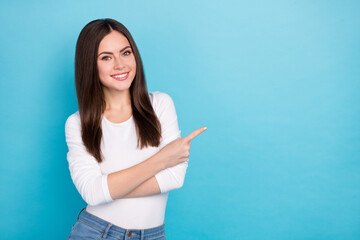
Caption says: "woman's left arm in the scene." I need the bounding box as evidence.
[123,92,188,198]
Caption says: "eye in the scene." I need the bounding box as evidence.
[101,56,111,61]
[123,50,132,56]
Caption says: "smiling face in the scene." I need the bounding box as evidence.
[97,30,137,95]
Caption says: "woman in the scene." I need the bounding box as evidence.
[65,18,206,239]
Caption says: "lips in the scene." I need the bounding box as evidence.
[111,72,129,81]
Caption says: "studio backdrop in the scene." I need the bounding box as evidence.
[0,0,359,239]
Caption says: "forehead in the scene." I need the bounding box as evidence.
[98,31,131,52]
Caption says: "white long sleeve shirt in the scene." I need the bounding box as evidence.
[65,91,188,229]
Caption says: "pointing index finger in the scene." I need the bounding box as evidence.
[183,127,207,142]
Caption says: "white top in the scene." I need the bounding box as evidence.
[65,91,188,229]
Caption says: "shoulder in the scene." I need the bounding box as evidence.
[148,91,178,121]
[65,111,81,132]
[148,91,175,110]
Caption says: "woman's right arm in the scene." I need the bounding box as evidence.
[66,114,112,206]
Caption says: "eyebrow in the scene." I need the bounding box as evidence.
[97,46,131,57]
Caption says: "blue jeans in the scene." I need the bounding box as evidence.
[67,207,166,240]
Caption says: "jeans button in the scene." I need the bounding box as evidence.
[128,232,132,237]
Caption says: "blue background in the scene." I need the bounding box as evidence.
[1,0,359,239]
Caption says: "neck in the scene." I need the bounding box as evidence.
[103,88,132,110]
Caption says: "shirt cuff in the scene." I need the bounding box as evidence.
[101,174,113,202]
[155,171,167,193]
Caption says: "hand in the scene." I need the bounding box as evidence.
[157,127,207,169]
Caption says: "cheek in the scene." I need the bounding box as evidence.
[130,58,137,71]
[124,55,136,69]
[97,63,111,76]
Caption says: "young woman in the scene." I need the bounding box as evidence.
[65,18,206,240]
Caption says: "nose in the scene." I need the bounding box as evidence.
[113,57,125,70]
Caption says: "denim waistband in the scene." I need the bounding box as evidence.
[77,207,165,239]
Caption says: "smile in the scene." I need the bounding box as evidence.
[111,72,129,81]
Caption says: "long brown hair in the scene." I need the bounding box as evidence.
[75,18,161,163]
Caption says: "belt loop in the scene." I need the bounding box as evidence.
[77,207,86,220]
[140,229,144,240]
[102,223,112,239]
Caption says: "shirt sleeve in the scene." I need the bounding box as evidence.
[65,113,113,206]
[153,92,189,193]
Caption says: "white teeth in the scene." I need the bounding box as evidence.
[114,73,128,78]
